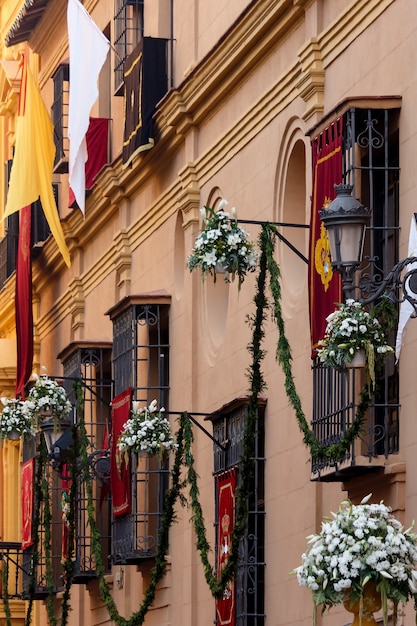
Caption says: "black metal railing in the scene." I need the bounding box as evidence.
[0,542,25,599]
[310,360,399,481]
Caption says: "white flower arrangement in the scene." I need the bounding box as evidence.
[294,495,417,625]
[0,397,36,439]
[316,299,393,384]
[117,399,177,461]
[26,372,72,422]
[186,200,258,288]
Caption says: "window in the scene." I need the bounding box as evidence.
[52,63,69,173]
[0,162,53,289]
[60,342,113,580]
[108,295,170,563]
[311,104,400,480]
[211,400,265,626]
[114,0,144,95]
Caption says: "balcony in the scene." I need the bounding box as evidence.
[310,361,399,482]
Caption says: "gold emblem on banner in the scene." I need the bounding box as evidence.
[315,197,333,290]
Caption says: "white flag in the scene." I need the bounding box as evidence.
[67,0,109,215]
[395,213,417,361]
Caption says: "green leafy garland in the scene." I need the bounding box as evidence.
[12,223,372,625]
[2,557,12,626]
[262,223,370,462]
[75,244,268,620]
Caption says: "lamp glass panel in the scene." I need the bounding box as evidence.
[339,223,365,265]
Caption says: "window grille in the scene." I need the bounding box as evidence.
[0,542,24,599]
[311,105,400,480]
[60,343,113,580]
[211,401,265,626]
[108,295,170,563]
[22,436,63,598]
[114,0,144,95]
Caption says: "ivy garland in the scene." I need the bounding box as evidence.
[262,223,371,462]
[24,436,45,626]
[9,223,374,626]
[2,557,11,626]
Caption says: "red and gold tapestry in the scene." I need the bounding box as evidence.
[110,388,132,518]
[216,469,237,626]
[21,458,34,549]
[308,117,343,356]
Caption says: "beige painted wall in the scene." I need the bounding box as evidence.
[0,0,416,625]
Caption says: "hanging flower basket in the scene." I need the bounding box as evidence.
[316,299,394,385]
[294,495,417,626]
[0,397,36,439]
[26,372,72,424]
[117,399,178,465]
[186,199,258,288]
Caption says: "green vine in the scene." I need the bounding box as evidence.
[2,557,12,626]
[24,436,46,626]
[42,437,57,626]
[59,423,78,626]
[262,223,370,462]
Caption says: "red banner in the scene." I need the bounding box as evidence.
[15,205,33,397]
[308,117,343,356]
[68,117,109,208]
[216,469,237,626]
[110,388,132,518]
[21,459,34,549]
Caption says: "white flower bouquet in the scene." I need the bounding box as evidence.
[316,299,393,383]
[117,399,177,461]
[186,200,258,288]
[26,373,72,422]
[294,495,417,625]
[0,398,35,438]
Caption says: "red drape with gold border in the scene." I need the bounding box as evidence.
[216,469,237,626]
[21,458,34,549]
[111,388,132,518]
[308,117,343,357]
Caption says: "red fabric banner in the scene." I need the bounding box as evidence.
[308,117,343,356]
[15,205,33,397]
[21,458,34,549]
[68,117,109,208]
[110,388,132,518]
[216,469,237,626]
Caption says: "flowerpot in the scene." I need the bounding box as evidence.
[7,430,20,440]
[346,349,366,369]
[215,263,231,274]
[343,582,381,626]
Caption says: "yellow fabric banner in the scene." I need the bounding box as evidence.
[4,56,71,267]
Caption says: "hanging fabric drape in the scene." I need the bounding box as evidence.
[308,117,343,357]
[215,468,238,626]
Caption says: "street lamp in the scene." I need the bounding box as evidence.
[39,415,73,470]
[319,184,417,308]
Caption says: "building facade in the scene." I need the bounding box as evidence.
[0,1,416,625]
